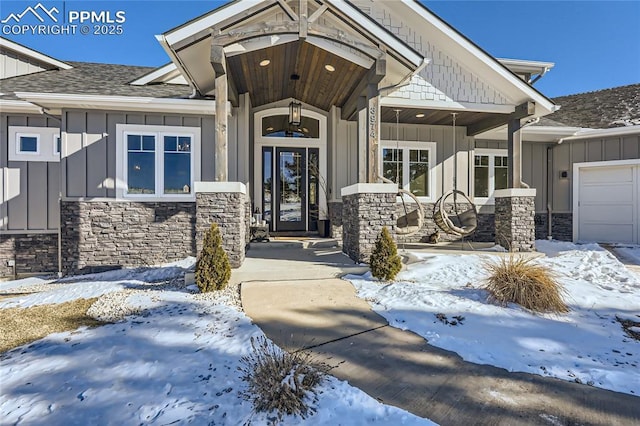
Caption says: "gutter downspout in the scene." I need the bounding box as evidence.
[30,105,64,277]
[529,66,551,85]
[41,108,65,279]
[546,145,553,240]
[378,58,430,96]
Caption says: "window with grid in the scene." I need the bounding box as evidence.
[383,148,403,189]
[127,134,156,194]
[474,150,508,199]
[117,124,200,200]
[381,142,435,199]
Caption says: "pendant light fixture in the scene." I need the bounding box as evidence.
[289,73,302,126]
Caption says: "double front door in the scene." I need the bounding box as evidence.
[262,147,319,232]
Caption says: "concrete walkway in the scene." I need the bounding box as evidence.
[603,244,640,276]
[239,242,640,426]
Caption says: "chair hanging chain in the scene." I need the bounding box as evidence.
[395,109,401,186]
[452,112,458,211]
[452,112,457,191]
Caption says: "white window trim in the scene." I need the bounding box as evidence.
[473,148,508,205]
[8,126,60,162]
[380,140,437,202]
[53,134,61,156]
[115,124,201,201]
[16,133,40,155]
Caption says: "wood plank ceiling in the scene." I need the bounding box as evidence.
[381,106,501,127]
[227,40,368,111]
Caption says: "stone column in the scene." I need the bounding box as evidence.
[341,183,397,263]
[195,182,248,268]
[494,188,537,252]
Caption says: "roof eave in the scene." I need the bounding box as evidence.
[0,36,73,71]
[0,99,43,114]
[402,0,556,116]
[14,92,216,115]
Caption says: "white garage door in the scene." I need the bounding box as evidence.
[574,160,640,244]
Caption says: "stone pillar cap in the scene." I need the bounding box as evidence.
[494,188,536,198]
[194,181,247,194]
[341,183,398,197]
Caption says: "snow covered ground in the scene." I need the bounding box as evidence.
[347,241,640,396]
[0,262,434,425]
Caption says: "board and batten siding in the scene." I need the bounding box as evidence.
[1,114,60,232]
[0,50,50,79]
[330,118,473,200]
[62,110,217,199]
[476,134,640,214]
[475,139,549,213]
[550,133,640,213]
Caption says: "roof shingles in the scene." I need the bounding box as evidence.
[547,84,640,129]
[0,61,192,99]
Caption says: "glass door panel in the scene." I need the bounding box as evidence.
[262,147,273,226]
[275,147,306,231]
[308,148,319,231]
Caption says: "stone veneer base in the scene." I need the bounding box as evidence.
[196,191,249,268]
[324,201,574,245]
[0,233,58,278]
[61,201,196,274]
[535,213,573,241]
[495,195,536,252]
[342,188,397,263]
[328,202,343,240]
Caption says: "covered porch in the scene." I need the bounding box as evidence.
[155,0,551,264]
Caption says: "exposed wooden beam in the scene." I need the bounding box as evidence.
[308,4,328,23]
[227,73,239,107]
[367,83,380,183]
[213,21,383,60]
[513,101,536,119]
[277,0,298,20]
[507,118,523,188]
[210,43,238,105]
[215,73,228,181]
[357,96,367,183]
[341,56,386,120]
[466,101,535,136]
[210,44,226,77]
[299,0,308,39]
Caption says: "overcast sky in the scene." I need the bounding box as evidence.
[2,1,638,97]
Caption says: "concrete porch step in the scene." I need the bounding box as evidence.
[249,238,340,250]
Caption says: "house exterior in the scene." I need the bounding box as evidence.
[477,84,640,244]
[1,0,638,279]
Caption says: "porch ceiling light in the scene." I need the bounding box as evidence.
[324,64,335,72]
[415,113,425,118]
[289,100,302,126]
[259,59,270,67]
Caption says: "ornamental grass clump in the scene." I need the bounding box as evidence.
[195,222,231,292]
[369,227,402,281]
[238,336,327,422]
[483,255,569,314]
